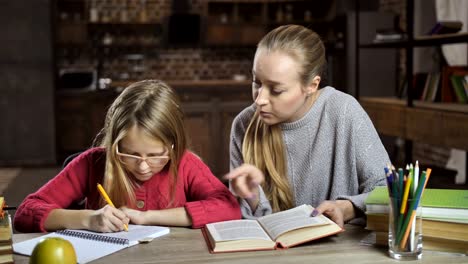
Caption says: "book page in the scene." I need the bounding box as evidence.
[258,204,330,240]
[206,220,272,242]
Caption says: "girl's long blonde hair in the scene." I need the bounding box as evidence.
[94,80,187,208]
[242,25,327,212]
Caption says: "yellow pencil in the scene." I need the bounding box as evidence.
[400,177,412,214]
[97,183,129,231]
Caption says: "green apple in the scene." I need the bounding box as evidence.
[30,237,77,264]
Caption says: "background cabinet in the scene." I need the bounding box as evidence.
[175,81,251,177]
[203,0,337,46]
[57,81,251,179]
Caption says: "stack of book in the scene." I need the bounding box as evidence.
[0,197,13,264]
[365,186,468,255]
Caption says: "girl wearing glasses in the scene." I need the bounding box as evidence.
[14,80,241,233]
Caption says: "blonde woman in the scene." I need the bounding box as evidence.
[15,80,241,233]
[226,25,390,228]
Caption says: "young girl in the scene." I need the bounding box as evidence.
[226,25,390,227]
[14,80,241,233]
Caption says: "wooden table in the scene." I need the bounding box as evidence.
[13,224,467,264]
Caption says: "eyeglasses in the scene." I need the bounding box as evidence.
[116,145,169,167]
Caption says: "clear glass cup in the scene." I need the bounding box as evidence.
[388,197,423,260]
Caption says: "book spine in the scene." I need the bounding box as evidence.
[450,75,467,103]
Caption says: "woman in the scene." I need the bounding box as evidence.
[226,25,390,227]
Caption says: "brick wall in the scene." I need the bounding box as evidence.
[57,0,255,82]
[99,47,254,81]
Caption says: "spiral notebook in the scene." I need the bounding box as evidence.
[13,224,170,263]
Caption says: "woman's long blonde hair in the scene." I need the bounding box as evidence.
[94,80,187,208]
[242,25,327,212]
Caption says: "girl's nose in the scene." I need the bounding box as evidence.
[138,159,150,170]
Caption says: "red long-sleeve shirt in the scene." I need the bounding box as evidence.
[14,147,241,232]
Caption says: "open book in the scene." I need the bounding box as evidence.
[13,224,169,263]
[203,204,343,253]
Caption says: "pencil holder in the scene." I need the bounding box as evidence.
[388,197,423,260]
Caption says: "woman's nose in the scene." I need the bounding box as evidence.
[255,88,268,105]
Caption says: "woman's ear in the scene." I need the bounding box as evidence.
[306,76,321,95]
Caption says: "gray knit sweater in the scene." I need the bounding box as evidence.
[229,86,390,219]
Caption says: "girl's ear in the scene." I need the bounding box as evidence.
[305,76,321,95]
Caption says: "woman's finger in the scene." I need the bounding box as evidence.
[224,166,248,180]
[224,164,264,183]
[231,175,253,198]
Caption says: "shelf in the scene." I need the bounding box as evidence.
[204,24,265,46]
[359,32,468,48]
[111,79,251,89]
[414,32,468,45]
[412,100,468,113]
[360,97,468,150]
[207,0,309,2]
[206,0,274,2]
[266,19,332,27]
[87,22,162,27]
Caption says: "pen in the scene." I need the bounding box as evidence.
[97,183,129,231]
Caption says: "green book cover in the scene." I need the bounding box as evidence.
[365,186,390,205]
[365,186,468,209]
[450,75,467,103]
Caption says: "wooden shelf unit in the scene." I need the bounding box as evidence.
[356,0,468,159]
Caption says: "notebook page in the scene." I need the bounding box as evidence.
[13,224,170,263]
[13,232,127,264]
[70,224,170,246]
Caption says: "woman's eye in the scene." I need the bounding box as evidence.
[271,90,283,95]
[252,81,261,89]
